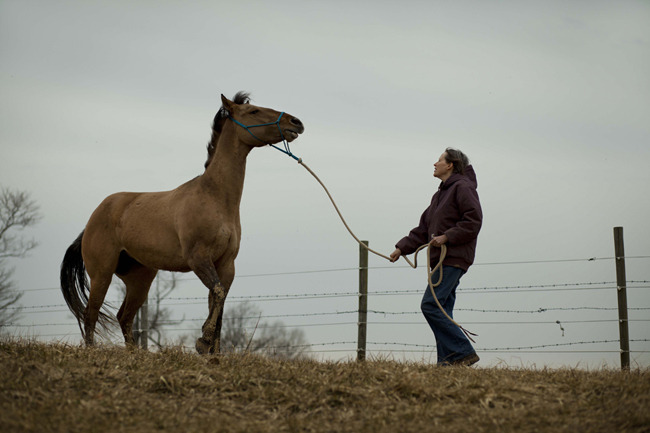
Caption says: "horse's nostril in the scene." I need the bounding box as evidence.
[291,117,303,127]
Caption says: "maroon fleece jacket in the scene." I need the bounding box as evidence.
[395,165,482,271]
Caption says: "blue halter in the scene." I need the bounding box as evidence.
[228,112,300,162]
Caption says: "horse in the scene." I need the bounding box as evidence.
[60,92,305,354]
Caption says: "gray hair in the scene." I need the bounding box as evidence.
[444,147,470,175]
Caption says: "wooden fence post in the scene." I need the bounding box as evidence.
[357,240,369,361]
[141,297,148,350]
[133,310,141,347]
[613,227,630,371]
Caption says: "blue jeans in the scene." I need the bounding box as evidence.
[421,265,475,365]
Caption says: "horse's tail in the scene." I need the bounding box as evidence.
[60,230,113,339]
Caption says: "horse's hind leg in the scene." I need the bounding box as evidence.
[84,272,114,346]
[116,264,158,347]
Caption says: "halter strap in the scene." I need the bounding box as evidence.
[228,112,301,162]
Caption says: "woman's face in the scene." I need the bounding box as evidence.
[433,152,453,180]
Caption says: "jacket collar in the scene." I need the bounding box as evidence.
[439,165,478,190]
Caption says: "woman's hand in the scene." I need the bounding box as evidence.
[389,248,402,263]
[430,234,448,248]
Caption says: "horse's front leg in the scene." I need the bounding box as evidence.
[190,257,234,355]
[200,293,226,354]
[197,284,228,354]
[209,261,235,354]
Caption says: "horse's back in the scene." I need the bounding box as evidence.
[84,190,186,270]
[82,176,235,273]
[84,191,143,243]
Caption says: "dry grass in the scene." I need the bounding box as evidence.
[1,339,649,432]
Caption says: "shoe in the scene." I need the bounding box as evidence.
[451,352,480,366]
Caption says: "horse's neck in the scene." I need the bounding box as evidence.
[201,128,251,209]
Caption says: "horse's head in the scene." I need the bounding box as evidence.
[220,93,305,148]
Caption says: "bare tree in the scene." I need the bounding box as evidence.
[221,301,310,359]
[0,187,42,326]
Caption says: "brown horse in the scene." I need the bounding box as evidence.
[60,92,304,354]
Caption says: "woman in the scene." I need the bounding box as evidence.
[390,148,482,366]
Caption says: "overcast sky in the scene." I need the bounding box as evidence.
[1,0,649,368]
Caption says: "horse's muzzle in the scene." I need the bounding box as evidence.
[284,117,305,142]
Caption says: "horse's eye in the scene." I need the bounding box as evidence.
[250,110,259,115]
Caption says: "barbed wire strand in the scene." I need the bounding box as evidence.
[9,285,650,312]
[15,251,650,293]
[6,317,649,330]
[9,338,649,351]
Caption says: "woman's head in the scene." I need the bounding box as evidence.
[443,148,469,175]
[434,148,470,181]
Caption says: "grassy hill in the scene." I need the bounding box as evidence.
[1,339,648,432]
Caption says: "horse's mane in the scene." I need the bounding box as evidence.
[205,91,251,169]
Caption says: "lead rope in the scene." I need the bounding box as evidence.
[298,159,477,343]
[226,116,477,342]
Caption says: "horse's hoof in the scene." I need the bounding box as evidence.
[195,337,212,355]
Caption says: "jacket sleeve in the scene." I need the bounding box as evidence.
[444,184,482,245]
[395,206,430,255]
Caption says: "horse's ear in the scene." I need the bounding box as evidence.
[221,94,234,113]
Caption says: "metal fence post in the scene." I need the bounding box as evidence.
[613,227,630,370]
[357,240,369,361]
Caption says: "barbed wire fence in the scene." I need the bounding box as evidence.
[5,273,649,360]
[4,287,649,353]
[3,231,649,368]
